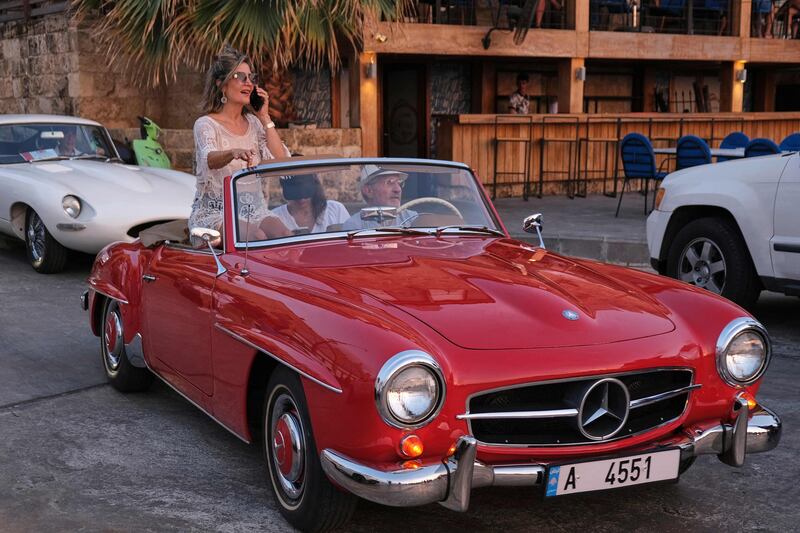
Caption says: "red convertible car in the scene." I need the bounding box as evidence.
[83,158,780,532]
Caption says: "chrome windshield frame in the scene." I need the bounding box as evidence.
[227,157,505,250]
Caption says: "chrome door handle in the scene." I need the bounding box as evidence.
[142,274,156,283]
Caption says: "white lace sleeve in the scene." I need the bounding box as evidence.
[193,117,218,180]
[189,117,225,232]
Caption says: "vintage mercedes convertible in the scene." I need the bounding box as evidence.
[83,158,781,532]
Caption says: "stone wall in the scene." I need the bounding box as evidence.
[108,126,362,173]
[0,12,78,115]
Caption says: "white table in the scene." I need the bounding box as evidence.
[653,147,745,158]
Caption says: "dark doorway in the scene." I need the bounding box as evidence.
[382,64,426,157]
[775,85,800,111]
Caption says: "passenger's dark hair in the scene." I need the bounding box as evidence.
[517,72,530,83]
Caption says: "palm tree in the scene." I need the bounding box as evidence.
[73,0,411,123]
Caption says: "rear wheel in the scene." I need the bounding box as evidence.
[101,299,153,392]
[666,217,761,309]
[25,209,67,273]
[263,367,356,532]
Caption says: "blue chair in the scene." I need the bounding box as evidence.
[717,131,749,161]
[615,133,667,217]
[779,133,800,152]
[745,138,780,158]
[676,135,712,170]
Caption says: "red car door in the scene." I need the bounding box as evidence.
[142,244,218,397]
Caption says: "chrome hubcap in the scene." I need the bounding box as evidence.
[27,212,46,263]
[270,394,305,499]
[679,238,726,294]
[104,308,123,370]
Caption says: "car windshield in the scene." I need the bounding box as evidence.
[0,123,115,164]
[230,161,501,245]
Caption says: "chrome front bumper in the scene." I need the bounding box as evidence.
[320,402,781,511]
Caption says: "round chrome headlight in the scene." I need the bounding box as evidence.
[716,317,770,386]
[375,351,445,428]
[62,195,81,218]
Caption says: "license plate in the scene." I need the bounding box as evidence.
[544,449,680,497]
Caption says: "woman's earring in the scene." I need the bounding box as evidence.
[220,94,228,104]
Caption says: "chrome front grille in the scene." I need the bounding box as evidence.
[461,369,697,447]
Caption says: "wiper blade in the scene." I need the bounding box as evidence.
[434,225,505,237]
[70,154,108,161]
[346,226,430,240]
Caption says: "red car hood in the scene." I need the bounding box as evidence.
[260,237,676,350]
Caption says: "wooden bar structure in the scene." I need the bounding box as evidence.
[439,112,800,198]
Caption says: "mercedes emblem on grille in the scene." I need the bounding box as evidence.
[577,378,630,440]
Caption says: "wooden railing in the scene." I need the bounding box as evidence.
[438,112,800,198]
[0,0,68,23]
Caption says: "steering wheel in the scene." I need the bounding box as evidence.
[398,197,463,220]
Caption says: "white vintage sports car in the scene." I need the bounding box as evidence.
[647,150,800,308]
[0,115,195,273]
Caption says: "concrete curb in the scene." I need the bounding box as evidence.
[509,232,650,266]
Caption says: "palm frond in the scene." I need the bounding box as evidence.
[72,0,413,87]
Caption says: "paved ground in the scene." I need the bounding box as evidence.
[1,203,798,532]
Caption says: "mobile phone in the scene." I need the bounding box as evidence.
[250,88,265,112]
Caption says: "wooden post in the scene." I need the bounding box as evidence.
[358,52,379,156]
[719,60,746,112]
[733,0,751,37]
[479,61,497,113]
[558,57,585,114]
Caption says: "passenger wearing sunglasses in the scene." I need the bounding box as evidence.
[190,45,291,245]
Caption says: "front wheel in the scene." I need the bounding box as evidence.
[25,209,68,273]
[666,217,761,309]
[263,367,356,532]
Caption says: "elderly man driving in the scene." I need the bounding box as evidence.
[342,165,417,230]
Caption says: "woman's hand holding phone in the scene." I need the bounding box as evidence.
[251,87,272,125]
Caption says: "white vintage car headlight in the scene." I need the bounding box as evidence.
[62,195,82,218]
[375,351,445,428]
[716,317,770,386]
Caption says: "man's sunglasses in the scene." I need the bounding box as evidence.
[231,72,259,84]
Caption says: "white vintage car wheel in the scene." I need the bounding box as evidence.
[25,209,68,274]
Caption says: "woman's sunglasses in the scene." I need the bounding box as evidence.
[231,72,259,84]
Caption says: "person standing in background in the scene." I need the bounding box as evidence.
[509,73,530,114]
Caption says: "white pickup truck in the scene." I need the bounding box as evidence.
[647,151,800,308]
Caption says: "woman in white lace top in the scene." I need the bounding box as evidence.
[190,45,291,242]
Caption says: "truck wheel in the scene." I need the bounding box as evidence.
[666,217,761,309]
[264,367,357,532]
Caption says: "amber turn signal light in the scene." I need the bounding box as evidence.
[654,188,666,210]
[399,434,424,458]
[446,441,458,457]
[740,391,758,409]
[401,459,422,469]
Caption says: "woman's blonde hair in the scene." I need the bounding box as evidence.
[201,45,254,115]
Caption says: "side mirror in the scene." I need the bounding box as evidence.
[190,227,226,276]
[190,227,221,243]
[522,213,545,249]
